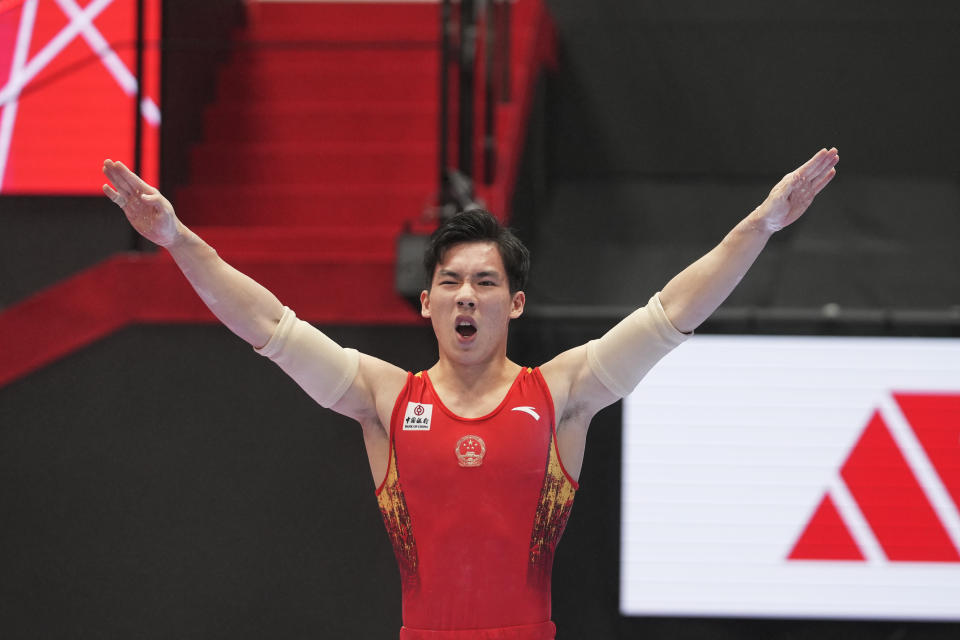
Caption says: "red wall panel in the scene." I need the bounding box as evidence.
[0,0,160,194]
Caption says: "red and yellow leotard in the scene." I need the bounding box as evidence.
[377,367,577,640]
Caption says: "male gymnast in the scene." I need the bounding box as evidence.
[102,147,838,640]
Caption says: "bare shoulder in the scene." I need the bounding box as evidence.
[331,353,408,428]
[540,344,618,424]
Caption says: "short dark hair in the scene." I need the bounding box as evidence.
[424,209,530,293]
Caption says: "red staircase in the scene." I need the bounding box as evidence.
[0,0,557,388]
[175,1,442,316]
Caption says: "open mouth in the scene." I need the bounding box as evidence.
[456,320,477,338]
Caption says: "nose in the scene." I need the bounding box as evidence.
[455,283,476,308]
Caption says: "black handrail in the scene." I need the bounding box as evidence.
[134,0,145,178]
[438,0,512,219]
[482,0,496,185]
[457,0,476,180]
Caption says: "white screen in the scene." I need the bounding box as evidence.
[620,335,960,620]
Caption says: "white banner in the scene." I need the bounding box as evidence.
[621,335,960,620]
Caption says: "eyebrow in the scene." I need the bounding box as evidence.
[436,269,502,279]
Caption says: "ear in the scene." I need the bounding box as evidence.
[420,289,431,318]
[509,290,525,319]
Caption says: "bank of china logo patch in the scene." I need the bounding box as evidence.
[403,402,433,431]
[455,435,486,467]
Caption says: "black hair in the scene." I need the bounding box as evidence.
[424,209,530,293]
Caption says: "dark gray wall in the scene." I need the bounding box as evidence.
[0,322,621,640]
[523,0,960,318]
[0,196,131,309]
[544,0,960,177]
[0,325,424,639]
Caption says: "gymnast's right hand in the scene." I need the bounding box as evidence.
[102,159,181,247]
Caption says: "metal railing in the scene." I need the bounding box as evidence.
[438,0,512,218]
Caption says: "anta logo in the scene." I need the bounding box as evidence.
[788,393,960,563]
[511,406,540,421]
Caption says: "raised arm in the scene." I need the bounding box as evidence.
[543,148,839,426]
[660,147,838,333]
[102,159,405,420]
[102,159,282,346]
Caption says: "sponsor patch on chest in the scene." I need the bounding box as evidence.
[402,402,433,431]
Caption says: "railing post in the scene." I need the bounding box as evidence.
[483,0,496,185]
[439,0,451,208]
[498,0,511,103]
[457,0,476,180]
[134,0,145,177]
[132,0,145,250]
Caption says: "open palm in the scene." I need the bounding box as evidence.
[102,159,180,247]
[757,148,839,232]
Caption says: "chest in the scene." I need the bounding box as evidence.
[392,377,554,500]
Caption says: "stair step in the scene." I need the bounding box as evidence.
[215,67,437,102]
[202,101,436,144]
[241,2,439,43]
[225,47,438,73]
[188,142,435,185]
[175,184,437,226]
[198,253,420,323]
[194,226,401,255]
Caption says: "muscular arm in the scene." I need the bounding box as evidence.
[102,159,282,346]
[102,159,405,418]
[166,225,285,347]
[661,147,839,333]
[544,148,840,422]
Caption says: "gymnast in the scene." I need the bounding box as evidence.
[103,147,838,640]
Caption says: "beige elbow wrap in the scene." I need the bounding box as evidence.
[255,307,360,408]
[586,292,690,398]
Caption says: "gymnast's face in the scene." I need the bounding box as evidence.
[420,241,525,363]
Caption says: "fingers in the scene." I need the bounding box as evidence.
[798,147,839,181]
[102,183,126,207]
[811,167,837,195]
[102,158,153,195]
[113,162,145,194]
[102,159,132,196]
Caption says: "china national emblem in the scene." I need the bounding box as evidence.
[454,435,486,468]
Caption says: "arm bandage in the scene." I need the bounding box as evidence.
[255,306,360,408]
[586,292,690,398]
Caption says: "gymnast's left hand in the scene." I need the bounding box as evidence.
[753,147,839,233]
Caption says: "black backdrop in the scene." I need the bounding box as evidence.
[544,0,960,178]
[0,322,621,639]
[2,322,957,639]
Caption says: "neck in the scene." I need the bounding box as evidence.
[430,351,520,393]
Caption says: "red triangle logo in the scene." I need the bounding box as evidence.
[789,399,960,563]
[895,393,960,515]
[788,493,864,560]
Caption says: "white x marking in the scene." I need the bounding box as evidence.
[0,0,38,190]
[54,0,160,125]
[0,0,161,191]
[0,0,115,107]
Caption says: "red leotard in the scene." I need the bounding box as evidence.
[376,368,578,639]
